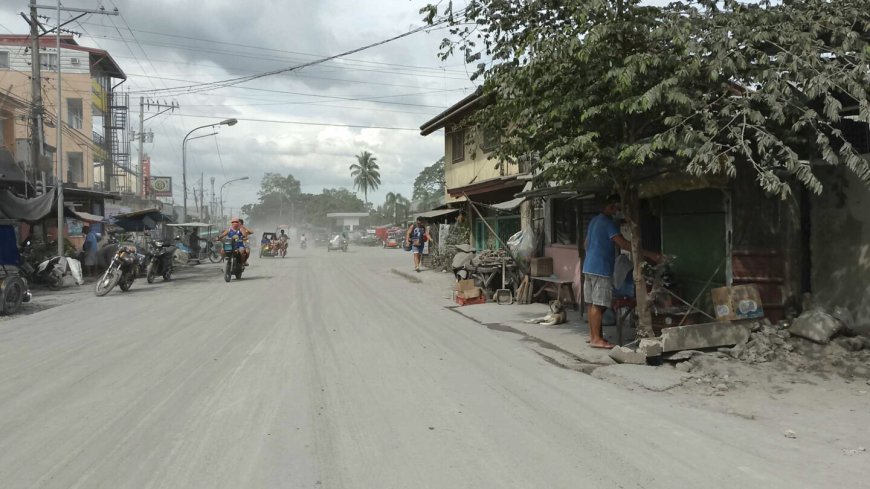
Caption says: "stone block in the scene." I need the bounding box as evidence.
[609,345,647,364]
[638,338,663,357]
[660,321,751,353]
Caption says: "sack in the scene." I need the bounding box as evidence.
[412,239,422,247]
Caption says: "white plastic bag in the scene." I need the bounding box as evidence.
[66,257,84,285]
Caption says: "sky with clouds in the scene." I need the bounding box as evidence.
[0,0,477,213]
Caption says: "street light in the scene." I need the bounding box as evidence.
[220,176,249,226]
[181,118,238,223]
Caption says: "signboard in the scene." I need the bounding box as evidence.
[141,156,151,196]
[150,176,172,197]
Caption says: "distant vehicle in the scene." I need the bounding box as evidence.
[327,235,348,252]
[259,232,280,258]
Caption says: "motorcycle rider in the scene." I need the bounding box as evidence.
[278,229,289,251]
[216,218,249,266]
[300,233,307,248]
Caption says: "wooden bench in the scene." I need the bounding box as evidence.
[531,276,577,308]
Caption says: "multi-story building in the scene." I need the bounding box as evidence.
[0,34,128,193]
[419,91,530,249]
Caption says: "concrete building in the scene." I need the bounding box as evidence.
[419,91,531,250]
[0,35,128,193]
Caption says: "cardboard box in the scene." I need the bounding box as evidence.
[711,285,764,321]
[530,257,553,277]
[455,279,482,300]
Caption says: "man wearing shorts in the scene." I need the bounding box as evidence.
[583,195,659,349]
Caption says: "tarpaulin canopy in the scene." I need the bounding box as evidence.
[112,208,174,231]
[416,208,459,219]
[167,222,212,227]
[64,206,105,223]
[0,188,55,221]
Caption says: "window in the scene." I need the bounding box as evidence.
[551,198,578,245]
[450,129,465,163]
[67,152,84,183]
[481,127,499,152]
[67,98,83,129]
[39,53,58,71]
[0,52,9,69]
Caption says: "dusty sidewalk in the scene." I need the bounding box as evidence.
[398,266,870,460]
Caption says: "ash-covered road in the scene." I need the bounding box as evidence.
[0,246,859,488]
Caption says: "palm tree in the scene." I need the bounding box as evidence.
[349,151,381,204]
[384,192,398,225]
[396,194,411,224]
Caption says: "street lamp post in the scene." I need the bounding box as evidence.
[181,118,237,223]
[220,176,249,227]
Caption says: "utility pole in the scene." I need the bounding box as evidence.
[136,98,176,197]
[199,172,204,220]
[32,2,118,257]
[138,96,144,196]
[210,176,215,223]
[28,1,44,198]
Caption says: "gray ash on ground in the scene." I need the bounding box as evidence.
[666,318,870,391]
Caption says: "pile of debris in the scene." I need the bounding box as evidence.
[611,307,870,381]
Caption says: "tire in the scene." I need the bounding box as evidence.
[119,272,134,292]
[95,267,121,296]
[163,269,172,281]
[208,250,220,263]
[146,262,156,284]
[1,276,26,315]
[224,257,233,283]
[47,270,63,291]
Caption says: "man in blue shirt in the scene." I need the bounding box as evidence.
[583,195,660,349]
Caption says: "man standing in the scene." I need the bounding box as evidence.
[82,225,99,277]
[583,195,659,349]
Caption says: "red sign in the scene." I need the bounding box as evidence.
[141,156,151,196]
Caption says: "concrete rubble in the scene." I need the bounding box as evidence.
[660,321,751,352]
[789,308,843,344]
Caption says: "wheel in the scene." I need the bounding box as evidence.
[95,267,121,296]
[47,270,63,291]
[208,250,220,263]
[163,270,172,281]
[146,262,156,284]
[119,273,134,292]
[1,276,26,315]
[224,258,233,283]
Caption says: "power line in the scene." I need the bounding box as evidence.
[75,20,468,74]
[162,113,422,131]
[125,15,458,96]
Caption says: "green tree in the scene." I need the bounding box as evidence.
[349,151,381,204]
[412,157,445,210]
[242,173,302,225]
[424,0,870,336]
[383,192,411,225]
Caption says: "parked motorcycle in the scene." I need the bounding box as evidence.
[222,236,244,282]
[145,240,175,283]
[95,244,142,296]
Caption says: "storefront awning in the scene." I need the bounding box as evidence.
[65,206,105,223]
[417,208,460,219]
[490,197,524,211]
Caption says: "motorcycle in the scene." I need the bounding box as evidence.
[300,238,307,250]
[145,240,175,283]
[95,244,143,296]
[327,235,348,252]
[222,236,244,282]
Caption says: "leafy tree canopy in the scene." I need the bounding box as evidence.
[412,157,445,210]
[424,0,870,198]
